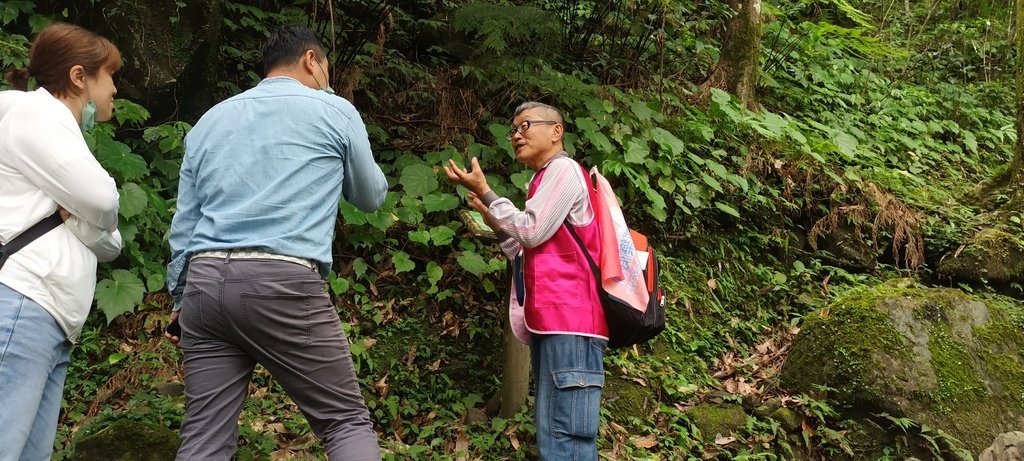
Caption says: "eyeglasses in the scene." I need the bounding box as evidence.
[506,120,558,140]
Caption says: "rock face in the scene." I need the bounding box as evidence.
[981,432,1024,461]
[72,419,179,460]
[780,280,1024,453]
[77,0,225,122]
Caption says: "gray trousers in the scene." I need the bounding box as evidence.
[176,258,380,461]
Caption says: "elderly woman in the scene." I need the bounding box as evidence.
[0,22,122,460]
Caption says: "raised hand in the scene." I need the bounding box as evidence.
[444,157,491,197]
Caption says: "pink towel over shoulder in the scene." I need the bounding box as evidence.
[591,167,649,313]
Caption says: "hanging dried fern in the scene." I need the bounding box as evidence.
[809,181,925,270]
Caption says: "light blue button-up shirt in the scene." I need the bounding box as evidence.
[166,77,387,308]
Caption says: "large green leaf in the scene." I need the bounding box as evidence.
[425,262,443,285]
[395,207,424,225]
[330,277,350,295]
[457,250,489,277]
[963,130,978,153]
[833,132,859,160]
[628,99,656,122]
[409,229,431,245]
[624,138,648,164]
[95,269,145,324]
[586,131,614,155]
[510,170,533,192]
[365,211,394,231]
[400,163,439,197]
[95,138,148,180]
[429,226,456,246]
[144,270,165,293]
[651,128,685,155]
[758,112,787,137]
[338,201,368,225]
[422,193,460,213]
[705,160,729,179]
[118,182,148,219]
[701,173,724,193]
[391,251,415,274]
[715,202,741,218]
[353,258,368,279]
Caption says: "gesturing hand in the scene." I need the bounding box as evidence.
[444,157,491,197]
[467,192,502,232]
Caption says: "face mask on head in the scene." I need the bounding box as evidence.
[80,98,97,131]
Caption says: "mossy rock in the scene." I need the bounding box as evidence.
[767,407,802,433]
[71,419,179,461]
[603,375,652,423]
[780,280,1024,453]
[937,228,1024,287]
[685,404,747,442]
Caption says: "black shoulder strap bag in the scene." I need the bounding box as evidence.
[0,211,63,270]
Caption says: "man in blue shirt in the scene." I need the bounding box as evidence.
[165,26,387,461]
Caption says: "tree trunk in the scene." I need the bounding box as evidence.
[497,318,531,418]
[485,263,531,419]
[699,0,763,111]
[1013,0,1024,184]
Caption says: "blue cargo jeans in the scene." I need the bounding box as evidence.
[531,334,607,461]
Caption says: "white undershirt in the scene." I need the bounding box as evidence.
[0,88,121,342]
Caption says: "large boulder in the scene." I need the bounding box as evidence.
[780,280,1024,453]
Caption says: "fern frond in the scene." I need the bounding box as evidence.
[451,2,559,56]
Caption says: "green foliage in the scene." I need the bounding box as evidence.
[450,2,558,58]
[0,0,1017,459]
[94,269,146,324]
[874,413,974,460]
[79,99,191,319]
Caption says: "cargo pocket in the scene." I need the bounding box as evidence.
[549,370,604,439]
[241,292,312,351]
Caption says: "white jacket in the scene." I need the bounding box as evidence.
[0,88,121,342]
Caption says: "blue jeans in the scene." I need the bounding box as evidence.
[0,283,71,461]
[531,334,607,461]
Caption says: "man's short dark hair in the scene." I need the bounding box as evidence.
[262,26,327,76]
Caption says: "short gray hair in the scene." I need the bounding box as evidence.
[513,101,564,125]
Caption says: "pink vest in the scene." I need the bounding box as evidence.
[510,164,608,342]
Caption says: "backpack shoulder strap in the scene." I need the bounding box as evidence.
[565,163,600,279]
[0,210,63,269]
